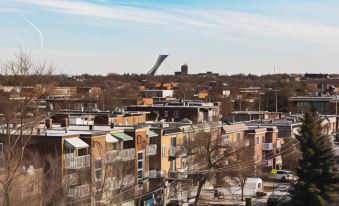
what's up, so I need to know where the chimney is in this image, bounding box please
[61,117,69,128]
[45,118,53,129]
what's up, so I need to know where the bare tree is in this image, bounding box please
[184,122,238,206]
[226,145,256,202]
[0,50,54,206]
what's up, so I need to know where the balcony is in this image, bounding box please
[63,173,78,186]
[168,171,177,179]
[176,145,188,157]
[144,170,161,179]
[67,184,90,198]
[177,168,188,179]
[120,149,135,161]
[106,150,120,163]
[64,155,90,169]
[262,143,273,151]
[146,144,157,156]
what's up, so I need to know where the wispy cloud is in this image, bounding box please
[10,0,339,44]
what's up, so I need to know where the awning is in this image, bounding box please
[65,137,89,149]
[147,130,158,137]
[293,128,300,136]
[106,134,119,143]
[112,133,133,141]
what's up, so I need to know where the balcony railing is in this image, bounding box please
[144,170,163,179]
[63,173,78,186]
[120,149,135,161]
[67,184,90,198]
[106,150,120,163]
[176,145,188,157]
[64,154,90,169]
[262,143,273,151]
[168,171,177,179]
[146,144,157,156]
[177,168,188,179]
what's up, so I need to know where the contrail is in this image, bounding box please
[22,17,43,49]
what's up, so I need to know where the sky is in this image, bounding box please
[1,0,339,75]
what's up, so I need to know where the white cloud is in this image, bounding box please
[12,0,339,45]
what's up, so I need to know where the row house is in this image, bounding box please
[24,123,139,205]
[230,111,282,122]
[223,123,282,175]
[49,111,149,127]
[127,101,221,123]
[46,86,102,111]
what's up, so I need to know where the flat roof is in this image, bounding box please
[288,96,336,101]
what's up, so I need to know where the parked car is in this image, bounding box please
[267,194,291,206]
[268,170,295,181]
[255,191,266,198]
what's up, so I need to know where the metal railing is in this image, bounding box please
[106,150,120,163]
[120,148,135,161]
[63,173,78,186]
[146,144,157,156]
[262,143,273,151]
[144,170,161,179]
[64,154,90,169]
[67,184,90,198]
[176,145,188,157]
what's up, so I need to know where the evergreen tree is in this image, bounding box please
[291,111,339,206]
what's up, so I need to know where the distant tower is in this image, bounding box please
[146,55,168,76]
[181,64,188,76]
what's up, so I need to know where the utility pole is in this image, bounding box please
[336,91,338,116]
[272,90,280,112]
[258,92,265,120]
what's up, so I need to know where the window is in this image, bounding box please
[95,159,102,189]
[0,143,3,154]
[161,145,166,158]
[171,137,176,146]
[164,111,169,117]
[256,137,260,144]
[133,117,136,125]
[181,158,187,169]
[125,118,129,125]
[139,116,143,123]
[137,151,144,180]
[223,134,229,140]
[237,133,240,142]
[174,111,180,118]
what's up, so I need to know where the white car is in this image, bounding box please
[269,170,295,181]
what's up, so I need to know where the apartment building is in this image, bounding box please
[288,95,339,114]
[46,86,102,111]
[230,111,282,122]
[127,101,221,123]
[17,121,140,205]
[50,111,149,127]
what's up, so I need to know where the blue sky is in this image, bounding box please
[1,0,339,75]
